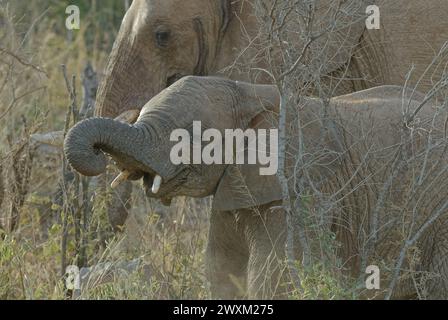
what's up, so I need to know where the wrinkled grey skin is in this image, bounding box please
[67,77,286,298]
[66,76,448,299]
[94,0,368,229]
[95,0,448,230]
[96,0,448,116]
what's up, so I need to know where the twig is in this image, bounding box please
[0,46,48,76]
[0,86,46,120]
[60,64,78,277]
[386,199,448,299]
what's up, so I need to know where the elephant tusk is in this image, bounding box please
[111,170,131,189]
[31,130,64,148]
[152,175,162,194]
[114,109,140,124]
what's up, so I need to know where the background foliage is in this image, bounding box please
[1,0,212,300]
[0,0,368,300]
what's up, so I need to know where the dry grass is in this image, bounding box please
[0,0,406,300]
[0,0,211,300]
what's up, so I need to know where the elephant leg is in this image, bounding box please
[244,205,287,299]
[205,210,249,299]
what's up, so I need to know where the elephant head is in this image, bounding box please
[95,0,233,118]
[65,76,283,209]
[95,0,369,119]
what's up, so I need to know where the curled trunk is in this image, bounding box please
[64,118,148,177]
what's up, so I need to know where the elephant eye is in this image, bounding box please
[155,30,171,48]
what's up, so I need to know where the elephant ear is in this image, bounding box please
[213,163,283,211]
[213,83,283,211]
[303,0,368,76]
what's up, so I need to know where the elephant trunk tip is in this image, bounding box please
[64,118,108,177]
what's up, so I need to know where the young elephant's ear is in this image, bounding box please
[213,163,283,211]
[234,82,280,128]
[213,83,283,211]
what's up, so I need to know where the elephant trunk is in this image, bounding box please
[64,118,149,177]
[95,44,159,118]
[94,16,163,119]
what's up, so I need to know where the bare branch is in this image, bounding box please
[0,46,48,76]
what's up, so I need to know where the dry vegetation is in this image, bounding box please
[0,0,351,300]
[0,0,348,300]
[2,0,448,300]
[0,0,211,300]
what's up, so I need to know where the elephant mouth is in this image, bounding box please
[142,171,162,194]
[111,166,174,206]
[166,73,184,87]
[140,168,189,206]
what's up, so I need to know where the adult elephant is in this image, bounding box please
[66,76,448,299]
[95,0,448,229]
[96,0,448,118]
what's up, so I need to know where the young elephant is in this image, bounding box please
[96,0,448,234]
[65,76,448,299]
